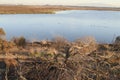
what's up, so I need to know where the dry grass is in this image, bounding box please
[0,36,120,80]
[0,5,120,14]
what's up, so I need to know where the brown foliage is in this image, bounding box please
[0,28,6,40]
[12,36,26,48]
[4,58,18,67]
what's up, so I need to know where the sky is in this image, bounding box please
[0,0,120,7]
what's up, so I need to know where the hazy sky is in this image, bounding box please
[0,0,120,7]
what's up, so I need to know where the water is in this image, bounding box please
[0,10,120,43]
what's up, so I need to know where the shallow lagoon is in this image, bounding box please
[0,10,120,43]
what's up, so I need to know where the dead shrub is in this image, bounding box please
[12,36,26,48]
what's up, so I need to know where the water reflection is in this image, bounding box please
[0,10,120,43]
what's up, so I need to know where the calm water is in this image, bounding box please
[0,10,120,43]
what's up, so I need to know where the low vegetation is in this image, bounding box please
[0,28,6,40]
[0,29,120,80]
[12,36,26,48]
[0,5,120,14]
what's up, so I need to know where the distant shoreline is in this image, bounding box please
[0,5,120,14]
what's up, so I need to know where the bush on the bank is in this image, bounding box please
[0,28,6,40]
[12,36,26,48]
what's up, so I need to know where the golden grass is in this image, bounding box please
[0,36,120,80]
[0,5,120,14]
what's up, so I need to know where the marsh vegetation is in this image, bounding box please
[0,4,120,79]
[0,5,120,14]
[0,28,120,80]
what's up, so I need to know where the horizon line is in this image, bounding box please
[0,4,120,8]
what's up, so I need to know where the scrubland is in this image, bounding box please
[0,36,120,80]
